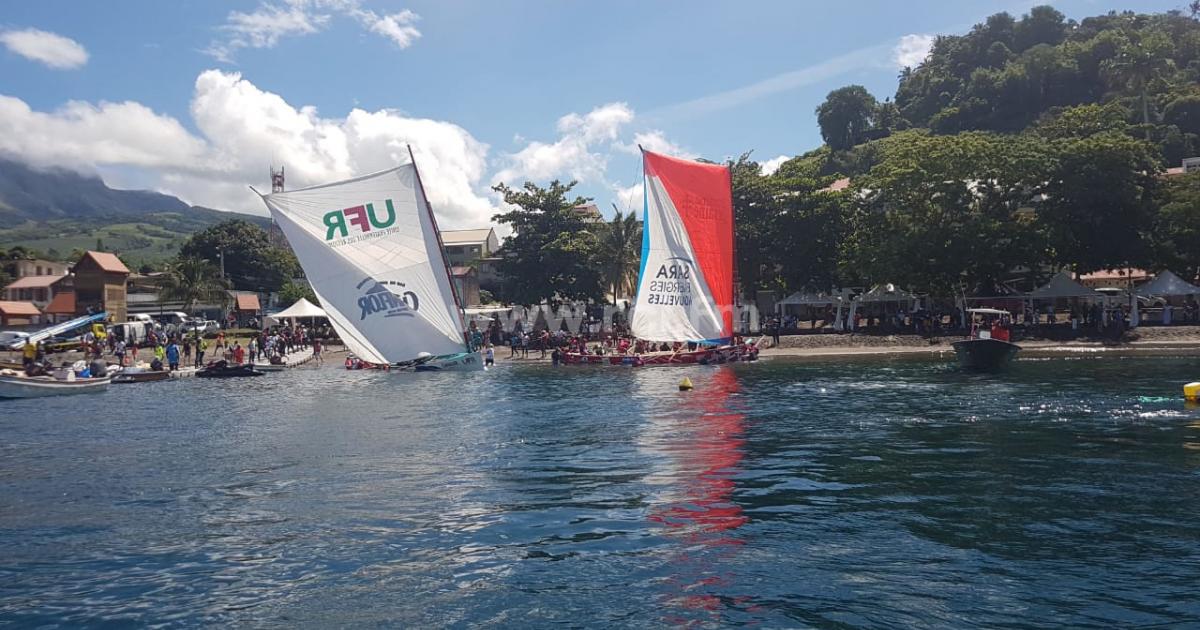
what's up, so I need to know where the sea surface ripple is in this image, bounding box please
[3,355,1200,628]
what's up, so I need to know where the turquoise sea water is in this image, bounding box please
[3,355,1200,627]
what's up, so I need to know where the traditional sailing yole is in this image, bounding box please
[257,148,483,372]
[564,148,759,366]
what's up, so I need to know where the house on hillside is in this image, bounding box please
[72,251,130,322]
[571,203,605,224]
[1,257,72,313]
[2,274,70,310]
[1078,268,1151,290]
[442,228,501,291]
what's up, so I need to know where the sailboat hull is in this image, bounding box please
[561,342,759,367]
[414,352,486,372]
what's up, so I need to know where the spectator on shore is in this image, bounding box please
[195,338,208,368]
[166,340,180,371]
[114,339,126,367]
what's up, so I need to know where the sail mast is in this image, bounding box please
[407,144,471,351]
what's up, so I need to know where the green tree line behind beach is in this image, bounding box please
[494,5,1200,304]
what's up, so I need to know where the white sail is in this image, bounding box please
[260,164,466,364]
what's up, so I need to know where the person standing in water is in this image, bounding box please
[484,343,494,367]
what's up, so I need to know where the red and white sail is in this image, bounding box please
[630,149,734,343]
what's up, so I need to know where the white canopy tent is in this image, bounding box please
[1025,271,1121,327]
[1137,270,1200,297]
[847,284,915,331]
[1026,272,1103,300]
[776,290,852,331]
[265,297,327,327]
[1136,270,1200,325]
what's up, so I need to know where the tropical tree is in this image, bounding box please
[1101,32,1175,137]
[179,219,299,293]
[492,180,605,304]
[816,86,879,151]
[840,131,1051,295]
[277,280,318,306]
[159,257,230,312]
[598,208,642,300]
[1038,132,1161,272]
[1153,172,1200,280]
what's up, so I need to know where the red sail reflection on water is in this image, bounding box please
[647,368,758,621]
[648,368,747,537]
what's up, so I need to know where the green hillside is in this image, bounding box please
[0,158,268,268]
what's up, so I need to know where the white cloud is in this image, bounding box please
[206,0,422,63]
[616,130,696,160]
[611,182,644,215]
[493,102,634,186]
[760,155,789,176]
[0,96,207,169]
[0,28,88,69]
[353,8,421,48]
[894,34,934,69]
[0,69,494,229]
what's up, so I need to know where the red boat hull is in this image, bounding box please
[561,343,759,367]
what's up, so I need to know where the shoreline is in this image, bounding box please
[759,340,1200,361]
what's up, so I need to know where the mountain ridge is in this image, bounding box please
[0,157,267,265]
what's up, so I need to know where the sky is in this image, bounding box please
[0,0,1186,230]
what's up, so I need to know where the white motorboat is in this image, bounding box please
[0,372,111,398]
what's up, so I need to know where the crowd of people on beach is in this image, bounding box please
[51,321,331,372]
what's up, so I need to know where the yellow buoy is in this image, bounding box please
[679,377,694,391]
[1185,382,1200,402]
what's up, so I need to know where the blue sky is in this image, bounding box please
[0,0,1185,228]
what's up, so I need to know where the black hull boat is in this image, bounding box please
[197,362,265,378]
[952,338,1020,370]
[112,369,172,384]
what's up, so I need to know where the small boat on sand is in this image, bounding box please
[0,372,111,398]
[197,361,264,378]
[953,308,1020,370]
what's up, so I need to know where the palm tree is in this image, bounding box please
[1102,33,1174,139]
[600,208,642,300]
[159,257,230,312]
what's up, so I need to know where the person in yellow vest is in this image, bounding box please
[21,339,36,369]
[195,337,209,368]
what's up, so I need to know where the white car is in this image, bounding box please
[0,331,30,347]
[186,320,221,336]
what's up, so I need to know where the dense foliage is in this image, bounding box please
[178,219,299,294]
[490,6,1200,304]
[492,181,606,304]
[887,6,1200,164]
[740,5,1200,299]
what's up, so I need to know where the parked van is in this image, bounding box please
[150,311,188,326]
[109,321,150,345]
